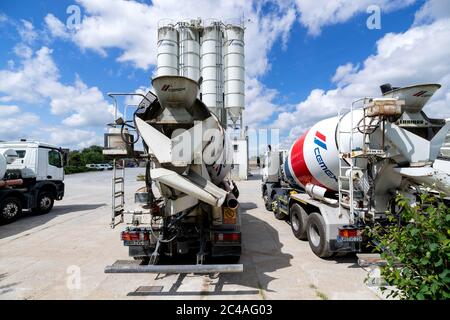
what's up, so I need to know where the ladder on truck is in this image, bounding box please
[111,159,125,228]
[337,98,387,223]
[105,91,153,228]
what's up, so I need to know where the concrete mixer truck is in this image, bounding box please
[262,83,450,258]
[103,75,243,274]
[0,141,66,224]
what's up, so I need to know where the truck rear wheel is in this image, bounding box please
[32,191,54,215]
[306,212,332,258]
[274,204,287,220]
[0,197,22,224]
[290,203,308,240]
[262,190,272,211]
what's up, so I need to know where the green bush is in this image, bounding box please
[65,145,108,174]
[64,166,90,175]
[370,193,450,300]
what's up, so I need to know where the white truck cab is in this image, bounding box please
[0,140,66,224]
[0,141,65,181]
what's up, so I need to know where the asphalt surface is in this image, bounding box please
[0,168,379,300]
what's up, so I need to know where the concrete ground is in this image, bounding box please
[0,168,379,300]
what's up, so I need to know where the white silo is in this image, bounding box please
[178,21,201,82]
[200,21,224,121]
[223,25,245,125]
[157,24,179,76]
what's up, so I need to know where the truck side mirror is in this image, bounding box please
[60,148,70,167]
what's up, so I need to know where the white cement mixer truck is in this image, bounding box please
[262,83,450,258]
[0,141,66,224]
[103,76,243,274]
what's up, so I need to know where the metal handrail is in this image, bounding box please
[107,92,156,124]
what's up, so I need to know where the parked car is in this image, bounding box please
[86,164,104,171]
[98,163,113,170]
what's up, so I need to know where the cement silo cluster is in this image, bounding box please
[157,19,248,179]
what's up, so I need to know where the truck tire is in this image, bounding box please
[306,212,332,258]
[290,203,308,240]
[274,203,287,220]
[32,191,54,215]
[0,197,22,224]
[262,190,272,211]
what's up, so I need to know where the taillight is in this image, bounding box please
[214,232,240,242]
[338,228,360,238]
[121,231,149,241]
[121,232,131,241]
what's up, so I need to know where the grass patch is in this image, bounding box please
[315,291,329,300]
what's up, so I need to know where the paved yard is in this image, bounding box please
[0,169,378,300]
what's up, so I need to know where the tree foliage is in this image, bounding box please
[370,193,450,300]
[65,145,106,174]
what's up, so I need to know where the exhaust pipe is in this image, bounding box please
[225,193,239,210]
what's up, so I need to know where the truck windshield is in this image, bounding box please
[15,150,26,158]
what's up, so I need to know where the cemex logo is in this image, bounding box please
[161,84,171,91]
[161,84,185,92]
[314,131,327,150]
[413,90,432,98]
[313,131,337,182]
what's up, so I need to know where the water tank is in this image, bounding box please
[178,22,200,82]
[157,25,179,76]
[223,25,245,124]
[201,22,224,120]
[284,110,366,191]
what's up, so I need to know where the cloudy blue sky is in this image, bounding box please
[0,0,449,154]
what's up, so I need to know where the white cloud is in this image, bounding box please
[0,13,7,24]
[124,86,152,106]
[414,0,450,25]
[49,0,296,77]
[0,105,20,116]
[332,63,359,85]
[45,127,102,149]
[18,19,38,43]
[13,43,33,59]
[295,0,416,35]
[244,77,281,127]
[45,13,70,39]
[43,0,297,141]
[271,17,450,144]
[0,46,115,128]
[0,104,101,149]
[0,107,40,141]
[0,108,102,149]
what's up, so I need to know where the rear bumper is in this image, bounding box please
[211,244,241,257]
[329,239,361,252]
[105,260,243,274]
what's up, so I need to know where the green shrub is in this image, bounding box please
[64,166,90,175]
[370,193,450,300]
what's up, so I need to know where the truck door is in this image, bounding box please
[47,149,64,181]
[37,148,48,180]
[38,148,63,181]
